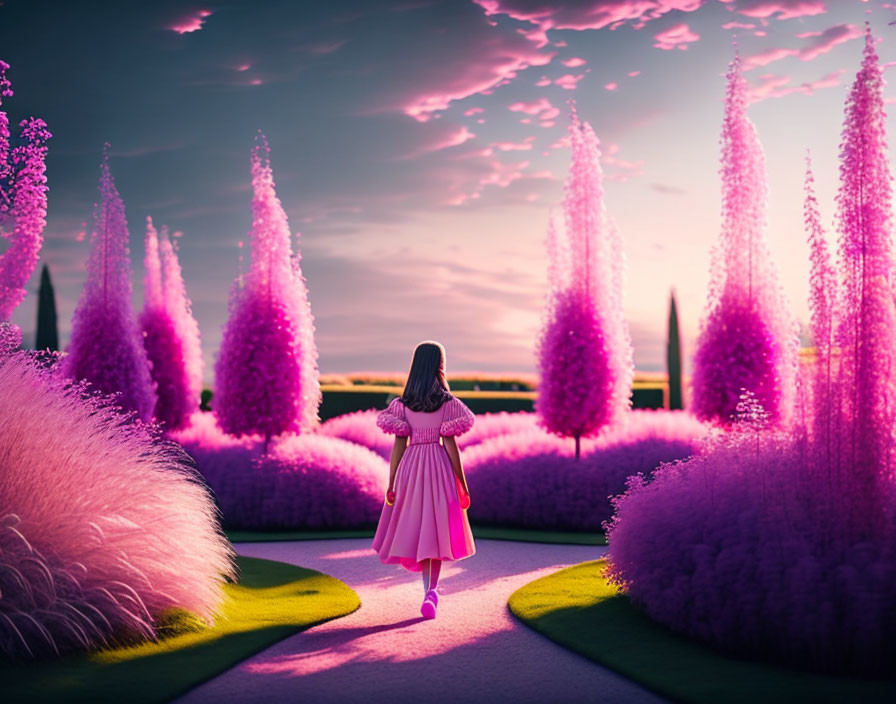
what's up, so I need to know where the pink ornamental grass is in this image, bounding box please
[0,352,235,658]
[535,105,634,455]
[0,60,51,321]
[214,133,321,441]
[62,150,156,421]
[690,53,798,427]
[140,218,199,430]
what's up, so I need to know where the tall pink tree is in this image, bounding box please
[214,132,321,446]
[535,104,634,458]
[62,149,156,420]
[0,60,51,323]
[161,228,203,412]
[690,53,798,426]
[140,217,199,430]
[830,26,896,537]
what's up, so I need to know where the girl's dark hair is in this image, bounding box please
[400,340,452,412]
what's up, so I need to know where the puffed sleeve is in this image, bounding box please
[439,396,475,437]
[376,397,411,437]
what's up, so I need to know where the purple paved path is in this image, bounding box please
[176,538,668,704]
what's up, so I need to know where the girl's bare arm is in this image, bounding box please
[441,436,469,494]
[388,436,408,491]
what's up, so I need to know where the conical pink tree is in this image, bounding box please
[214,132,321,445]
[161,229,203,414]
[62,149,156,420]
[0,60,51,322]
[140,217,198,430]
[830,26,896,537]
[535,105,634,458]
[690,53,798,426]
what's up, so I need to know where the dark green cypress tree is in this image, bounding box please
[667,288,683,410]
[35,263,59,351]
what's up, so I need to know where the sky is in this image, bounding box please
[2,0,896,381]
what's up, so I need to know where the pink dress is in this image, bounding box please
[371,395,476,572]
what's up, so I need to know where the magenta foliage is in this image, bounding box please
[832,26,896,533]
[0,355,235,658]
[0,60,51,321]
[62,151,156,420]
[172,412,388,529]
[161,231,203,404]
[535,105,634,445]
[214,133,321,440]
[319,408,540,461]
[605,426,896,675]
[140,218,200,430]
[463,410,708,530]
[318,408,393,460]
[606,30,896,676]
[690,53,798,427]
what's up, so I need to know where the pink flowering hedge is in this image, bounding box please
[317,408,538,461]
[0,353,235,658]
[463,410,709,531]
[173,412,388,530]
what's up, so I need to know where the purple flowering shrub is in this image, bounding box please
[607,30,896,677]
[605,423,896,675]
[464,410,709,530]
[0,354,235,658]
[172,412,388,529]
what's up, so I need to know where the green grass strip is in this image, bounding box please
[3,556,360,704]
[227,525,607,546]
[507,559,896,704]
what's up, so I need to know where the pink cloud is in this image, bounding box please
[555,73,586,90]
[743,23,861,70]
[539,120,556,128]
[722,21,757,29]
[722,0,827,20]
[508,97,555,115]
[302,40,349,56]
[400,125,477,159]
[520,118,532,124]
[401,33,555,121]
[234,63,252,72]
[169,9,212,34]
[605,82,618,91]
[464,107,485,116]
[535,76,552,86]
[754,30,767,36]
[653,22,700,50]
[563,57,587,67]
[747,68,845,103]
[490,136,537,151]
[628,70,641,77]
[472,1,705,34]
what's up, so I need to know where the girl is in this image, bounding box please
[371,340,476,619]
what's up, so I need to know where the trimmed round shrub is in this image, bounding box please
[464,410,709,530]
[0,354,235,658]
[172,412,388,530]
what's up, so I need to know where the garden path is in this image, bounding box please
[176,538,667,704]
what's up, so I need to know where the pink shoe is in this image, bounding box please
[421,589,438,619]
